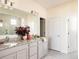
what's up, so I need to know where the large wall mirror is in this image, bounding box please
[0,13,22,35]
[0,7,29,35]
[0,7,40,36]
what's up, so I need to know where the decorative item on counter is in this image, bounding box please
[23,34,27,40]
[26,26,32,40]
[15,26,31,40]
[27,34,32,40]
[34,35,40,38]
[32,34,40,39]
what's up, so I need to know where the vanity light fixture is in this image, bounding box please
[0,0,4,7]
[0,0,15,9]
[0,20,3,27]
[31,10,39,16]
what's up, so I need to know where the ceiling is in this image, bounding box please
[33,0,73,9]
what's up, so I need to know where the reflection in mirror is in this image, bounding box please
[0,13,22,35]
[0,20,3,27]
[11,17,17,26]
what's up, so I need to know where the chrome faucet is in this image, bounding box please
[4,29,9,42]
[5,36,9,42]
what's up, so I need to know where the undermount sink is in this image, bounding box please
[0,39,28,51]
[0,42,18,51]
[3,42,18,47]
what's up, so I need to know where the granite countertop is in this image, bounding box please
[0,39,39,51]
[0,37,47,51]
[0,40,27,51]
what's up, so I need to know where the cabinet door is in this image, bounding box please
[29,41,37,56]
[38,40,43,59]
[42,41,48,56]
[29,46,37,56]
[17,49,27,59]
[30,55,37,59]
[2,53,16,59]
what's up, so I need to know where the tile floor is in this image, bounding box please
[43,50,78,59]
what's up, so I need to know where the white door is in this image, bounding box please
[17,49,27,59]
[68,16,77,52]
[47,17,68,53]
[2,53,16,59]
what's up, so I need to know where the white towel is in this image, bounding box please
[41,37,47,42]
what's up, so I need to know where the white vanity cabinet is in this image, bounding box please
[0,44,28,59]
[17,49,28,59]
[38,39,48,59]
[0,39,48,59]
[30,55,37,59]
[28,40,37,59]
[0,48,28,59]
[38,40,43,59]
[1,53,16,59]
[42,39,48,56]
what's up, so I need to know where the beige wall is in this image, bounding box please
[47,0,77,18]
[14,0,47,18]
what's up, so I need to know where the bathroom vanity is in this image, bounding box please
[0,7,48,59]
[0,38,48,59]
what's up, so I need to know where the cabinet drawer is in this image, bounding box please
[17,49,27,59]
[29,42,37,47]
[1,53,16,59]
[30,55,37,59]
[29,46,37,56]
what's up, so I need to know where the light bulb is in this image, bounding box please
[0,22,3,27]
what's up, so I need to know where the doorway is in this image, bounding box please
[40,17,45,37]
